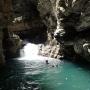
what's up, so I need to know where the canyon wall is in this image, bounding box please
[0,0,22,65]
[37,0,64,59]
[0,0,90,64]
[0,30,5,65]
[37,0,90,61]
[0,0,48,65]
[53,0,90,61]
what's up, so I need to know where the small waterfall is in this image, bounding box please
[23,43,39,58]
[19,43,49,60]
[18,42,60,66]
[19,43,41,60]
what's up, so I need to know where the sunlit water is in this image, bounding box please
[0,43,90,90]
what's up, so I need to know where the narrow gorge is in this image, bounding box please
[0,0,90,90]
[0,0,90,64]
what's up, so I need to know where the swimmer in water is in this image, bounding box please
[46,60,49,64]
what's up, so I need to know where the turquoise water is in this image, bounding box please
[0,59,90,90]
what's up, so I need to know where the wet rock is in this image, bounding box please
[38,34,64,59]
[1,0,90,62]
[50,0,90,61]
[73,39,90,61]
[0,30,5,65]
[3,32,23,59]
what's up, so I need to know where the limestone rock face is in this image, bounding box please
[0,0,12,65]
[46,0,90,61]
[3,30,22,59]
[37,0,64,59]
[73,39,90,61]
[7,0,60,59]
[0,0,22,64]
[37,0,90,61]
[38,33,64,59]
[0,30,5,65]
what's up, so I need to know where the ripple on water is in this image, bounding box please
[1,59,90,90]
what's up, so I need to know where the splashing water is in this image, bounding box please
[18,43,60,66]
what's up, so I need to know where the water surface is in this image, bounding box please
[0,59,90,90]
[0,43,90,90]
